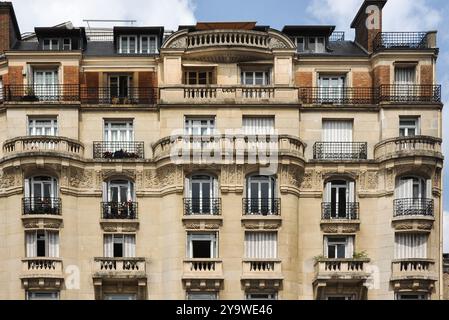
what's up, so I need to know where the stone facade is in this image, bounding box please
[0,0,445,300]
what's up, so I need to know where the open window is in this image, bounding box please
[324,236,354,259]
[323,180,356,219]
[186,175,218,215]
[26,230,59,257]
[187,232,218,259]
[245,175,277,215]
[104,234,136,258]
[102,179,136,219]
[24,176,59,214]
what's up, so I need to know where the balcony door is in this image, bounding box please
[325,236,354,259]
[184,117,215,150]
[33,70,58,100]
[321,120,353,159]
[109,75,132,101]
[104,234,136,258]
[318,75,345,103]
[247,175,275,215]
[394,66,416,98]
[188,175,216,214]
[106,180,133,203]
[395,177,431,214]
[26,230,59,258]
[324,180,355,219]
[187,232,218,259]
[104,121,134,154]
[26,176,58,200]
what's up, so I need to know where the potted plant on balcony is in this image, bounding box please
[22,87,38,102]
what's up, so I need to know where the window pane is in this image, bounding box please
[192,240,212,258]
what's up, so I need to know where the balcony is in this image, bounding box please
[313,142,368,161]
[379,85,441,103]
[374,136,443,162]
[20,258,64,289]
[184,198,221,216]
[159,86,299,104]
[242,198,281,216]
[3,136,84,159]
[152,134,306,164]
[182,259,224,290]
[101,202,138,219]
[391,259,437,291]
[299,87,377,105]
[3,84,80,103]
[392,198,434,232]
[320,202,360,234]
[93,142,145,160]
[314,258,371,282]
[23,197,61,215]
[93,258,146,279]
[373,32,435,51]
[80,87,157,105]
[241,259,283,290]
[187,30,270,50]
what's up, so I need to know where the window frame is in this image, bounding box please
[28,117,58,136]
[241,70,271,86]
[42,38,60,51]
[186,292,218,300]
[103,120,134,142]
[184,117,216,136]
[26,291,60,300]
[399,117,420,137]
[140,35,158,54]
[187,232,218,259]
[245,292,278,300]
[325,236,353,259]
[62,38,72,51]
[119,35,138,54]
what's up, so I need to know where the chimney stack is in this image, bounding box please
[351,0,387,53]
[0,2,21,53]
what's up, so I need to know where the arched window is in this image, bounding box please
[185,175,218,215]
[323,179,356,219]
[245,175,277,215]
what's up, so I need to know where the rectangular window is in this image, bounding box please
[26,230,59,258]
[62,38,72,50]
[104,121,134,142]
[104,294,137,300]
[109,75,132,99]
[399,117,420,137]
[28,118,58,136]
[318,75,346,103]
[187,232,218,259]
[140,35,157,54]
[43,39,59,50]
[27,291,60,300]
[292,37,305,53]
[246,292,277,300]
[184,117,215,136]
[303,37,325,53]
[244,232,277,259]
[241,71,270,85]
[322,120,353,142]
[103,234,136,258]
[325,236,354,259]
[395,66,416,84]
[394,233,428,259]
[187,292,218,300]
[184,70,214,85]
[242,117,275,135]
[326,295,354,300]
[119,36,137,54]
[0,78,3,101]
[395,293,428,300]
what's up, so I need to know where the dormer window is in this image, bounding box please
[43,39,59,50]
[119,36,137,54]
[62,38,71,50]
[140,35,157,54]
[292,36,325,53]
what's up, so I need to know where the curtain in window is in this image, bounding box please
[346,236,354,258]
[26,232,37,257]
[0,79,3,101]
[244,232,277,259]
[242,117,275,135]
[104,235,114,258]
[395,67,416,84]
[322,120,353,142]
[124,235,136,257]
[395,234,427,259]
[395,178,414,199]
[48,232,59,258]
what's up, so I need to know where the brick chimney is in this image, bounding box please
[351,0,387,53]
[0,2,21,53]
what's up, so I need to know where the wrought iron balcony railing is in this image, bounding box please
[101,202,138,219]
[93,142,144,160]
[4,84,80,102]
[379,84,441,103]
[242,198,281,216]
[393,198,434,217]
[80,87,157,104]
[321,202,359,220]
[329,31,345,42]
[373,32,429,51]
[299,87,377,104]
[313,142,368,160]
[183,198,221,215]
[22,197,62,215]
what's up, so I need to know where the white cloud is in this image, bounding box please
[306,0,441,33]
[11,0,197,33]
[444,211,449,253]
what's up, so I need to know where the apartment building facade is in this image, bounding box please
[0,0,444,300]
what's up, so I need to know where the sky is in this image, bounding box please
[8,0,449,250]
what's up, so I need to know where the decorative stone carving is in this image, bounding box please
[280,165,301,189]
[359,171,378,190]
[268,37,288,49]
[221,165,244,186]
[168,37,187,49]
[70,168,95,189]
[0,170,20,189]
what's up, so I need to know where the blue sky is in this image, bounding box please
[10,0,449,250]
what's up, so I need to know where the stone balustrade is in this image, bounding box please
[93,258,146,278]
[391,259,437,280]
[314,258,371,280]
[242,259,282,279]
[186,30,270,49]
[21,258,63,277]
[182,259,223,279]
[374,136,442,161]
[3,136,84,158]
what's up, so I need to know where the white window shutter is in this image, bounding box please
[348,181,355,202]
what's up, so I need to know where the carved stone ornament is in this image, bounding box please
[69,168,95,189]
[0,170,20,189]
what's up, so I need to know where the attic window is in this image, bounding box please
[62,38,72,50]
[292,36,326,53]
[43,39,59,50]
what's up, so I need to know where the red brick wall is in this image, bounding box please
[3,66,23,85]
[420,65,433,85]
[353,72,373,87]
[0,8,10,53]
[373,66,390,87]
[295,71,313,87]
[138,71,157,88]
